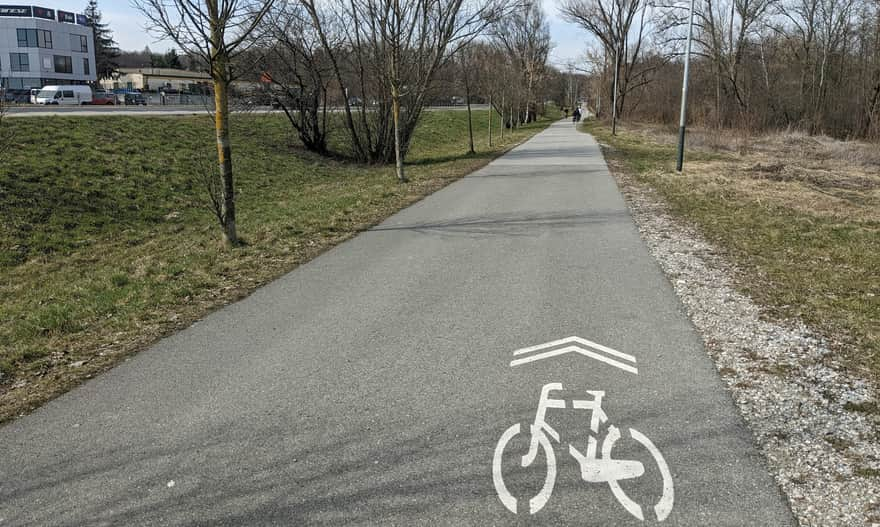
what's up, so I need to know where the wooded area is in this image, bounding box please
[565,0,880,139]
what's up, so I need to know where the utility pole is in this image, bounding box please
[676,0,696,171]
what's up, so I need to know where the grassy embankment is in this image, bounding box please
[583,120,879,386]
[0,109,558,422]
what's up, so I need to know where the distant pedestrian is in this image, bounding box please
[572,107,581,123]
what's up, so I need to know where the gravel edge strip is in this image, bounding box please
[603,153,880,527]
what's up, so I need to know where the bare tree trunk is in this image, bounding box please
[133,0,274,246]
[212,52,236,245]
[389,0,406,183]
[392,84,406,182]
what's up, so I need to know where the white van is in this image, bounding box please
[34,85,92,105]
[29,88,39,104]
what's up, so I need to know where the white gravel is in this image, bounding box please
[607,161,880,527]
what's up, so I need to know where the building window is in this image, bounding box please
[16,29,52,49]
[83,58,90,75]
[10,53,29,72]
[71,34,88,53]
[16,28,35,47]
[17,28,33,47]
[53,55,72,74]
[38,30,52,48]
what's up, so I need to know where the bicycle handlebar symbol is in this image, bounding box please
[492,383,674,521]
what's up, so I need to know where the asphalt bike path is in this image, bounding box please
[0,121,794,525]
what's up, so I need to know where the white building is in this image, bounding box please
[100,67,212,93]
[0,5,96,93]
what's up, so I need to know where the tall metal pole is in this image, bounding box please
[488,94,493,147]
[611,45,620,135]
[568,65,574,111]
[500,92,505,140]
[676,0,696,171]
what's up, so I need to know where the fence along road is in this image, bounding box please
[5,103,490,118]
[0,120,794,525]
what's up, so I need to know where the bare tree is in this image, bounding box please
[573,0,878,139]
[472,42,513,140]
[301,0,511,181]
[133,0,274,245]
[659,0,778,124]
[456,45,481,154]
[493,1,552,123]
[776,0,857,129]
[259,2,333,154]
[561,0,650,122]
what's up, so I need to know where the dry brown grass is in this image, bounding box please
[584,120,880,382]
[636,124,880,224]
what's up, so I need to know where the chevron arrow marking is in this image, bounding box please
[509,336,638,374]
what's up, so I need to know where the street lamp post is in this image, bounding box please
[611,44,620,136]
[676,0,696,171]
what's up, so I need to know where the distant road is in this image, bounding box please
[6,104,490,118]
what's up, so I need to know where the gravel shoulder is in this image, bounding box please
[603,148,880,526]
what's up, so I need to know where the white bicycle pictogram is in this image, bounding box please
[492,383,674,521]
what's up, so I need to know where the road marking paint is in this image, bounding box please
[512,336,637,363]
[493,384,673,520]
[510,345,638,374]
[509,336,638,374]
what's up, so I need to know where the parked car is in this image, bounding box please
[34,85,93,105]
[29,88,39,104]
[91,90,116,105]
[124,93,147,106]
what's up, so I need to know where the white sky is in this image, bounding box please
[48,0,593,65]
[543,0,597,68]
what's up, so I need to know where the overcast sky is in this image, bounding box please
[51,0,592,67]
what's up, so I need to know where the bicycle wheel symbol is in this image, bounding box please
[601,426,674,522]
[492,422,556,515]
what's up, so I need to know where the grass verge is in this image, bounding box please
[582,119,879,383]
[0,109,557,423]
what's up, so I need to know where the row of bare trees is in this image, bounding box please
[563,0,880,140]
[257,1,553,171]
[133,0,556,245]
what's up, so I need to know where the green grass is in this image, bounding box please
[582,119,880,382]
[0,108,558,422]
